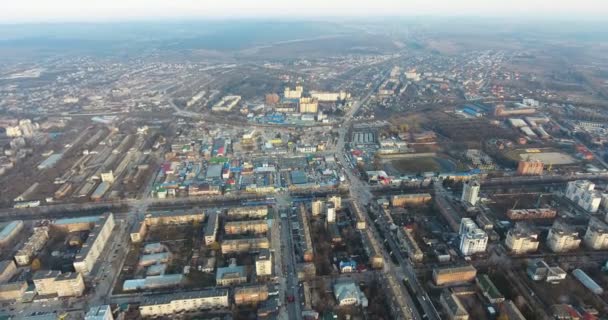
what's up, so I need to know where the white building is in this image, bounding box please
[459,218,488,256]
[327,203,336,223]
[85,305,114,320]
[584,218,608,250]
[139,290,229,317]
[255,250,272,277]
[333,281,368,307]
[547,220,581,253]
[505,223,539,254]
[461,180,480,206]
[565,180,602,213]
[73,213,115,274]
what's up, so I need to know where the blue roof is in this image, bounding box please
[0,221,22,240]
[54,216,100,225]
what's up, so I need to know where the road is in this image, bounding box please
[276,195,303,320]
[333,77,422,319]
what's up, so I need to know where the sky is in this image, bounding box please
[2,0,608,24]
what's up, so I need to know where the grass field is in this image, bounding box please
[388,157,442,174]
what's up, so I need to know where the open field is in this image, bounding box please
[505,148,577,165]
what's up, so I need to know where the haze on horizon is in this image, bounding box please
[2,0,608,23]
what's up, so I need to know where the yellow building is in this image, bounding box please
[33,270,85,297]
[255,250,272,277]
[235,285,269,305]
[0,282,27,301]
[139,290,229,317]
[584,218,608,250]
[221,238,269,254]
[224,220,268,235]
[505,223,539,254]
[299,97,318,114]
[547,220,581,253]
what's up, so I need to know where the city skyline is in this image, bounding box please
[2,0,608,23]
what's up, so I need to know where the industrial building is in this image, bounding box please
[14,226,49,266]
[476,274,505,304]
[224,220,268,235]
[391,193,432,207]
[203,211,219,245]
[572,269,603,295]
[439,289,469,320]
[583,218,608,250]
[546,220,581,253]
[565,180,603,213]
[255,249,272,277]
[461,180,480,206]
[505,222,539,254]
[526,259,567,283]
[138,289,229,317]
[220,238,269,254]
[459,218,488,256]
[433,265,477,286]
[226,206,268,219]
[0,220,24,246]
[234,285,269,305]
[73,212,115,274]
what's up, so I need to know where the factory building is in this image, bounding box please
[33,270,85,297]
[73,213,115,274]
[506,208,557,220]
[203,211,219,245]
[220,238,269,254]
[546,220,581,253]
[0,220,24,246]
[516,160,544,176]
[433,265,477,286]
[224,220,268,235]
[138,289,229,317]
[440,289,469,320]
[526,259,567,283]
[505,222,540,254]
[255,250,272,277]
[461,180,480,206]
[584,218,608,250]
[459,218,488,256]
[565,180,602,213]
[123,274,184,291]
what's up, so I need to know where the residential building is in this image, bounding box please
[517,160,544,176]
[130,221,147,243]
[299,97,318,114]
[311,199,324,216]
[433,265,477,286]
[461,180,480,206]
[85,305,114,320]
[327,195,342,210]
[216,260,247,286]
[226,206,268,219]
[284,86,303,99]
[459,218,488,256]
[145,209,205,226]
[547,220,581,253]
[566,180,602,213]
[203,211,219,245]
[33,271,85,297]
[73,212,115,274]
[220,238,269,254]
[255,250,272,277]
[0,281,27,301]
[440,289,469,320]
[14,226,49,266]
[234,285,269,305]
[391,193,432,207]
[327,202,336,223]
[138,290,229,317]
[584,218,608,250]
[224,220,268,235]
[505,222,539,254]
[333,281,368,307]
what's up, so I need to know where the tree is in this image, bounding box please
[31,258,41,271]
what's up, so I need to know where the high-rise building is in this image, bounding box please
[299,97,318,113]
[311,199,324,216]
[547,220,581,253]
[18,119,36,138]
[461,180,480,206]
[505,222,539,254]
[327,195,342,210]
[459,218,488,256]
[284,86,303,99]
[584,218,608,250]
[565,180,602,213]
[73,213,115,274]
[517,160,544,176]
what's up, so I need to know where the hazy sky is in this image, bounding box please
[2,0,607,23]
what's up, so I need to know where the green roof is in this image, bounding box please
[477,274,503,299]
